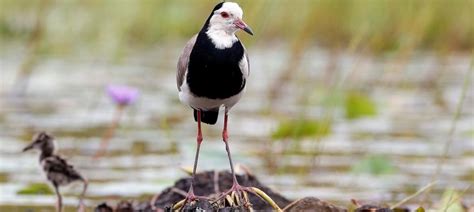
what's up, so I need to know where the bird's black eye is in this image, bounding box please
[220,12,229,18]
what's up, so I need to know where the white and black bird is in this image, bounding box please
[177,2,253,201]
[23,132,88,212]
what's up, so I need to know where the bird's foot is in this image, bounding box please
[214,182,283,211]
[213,182,254,209]
[172,187,209,211]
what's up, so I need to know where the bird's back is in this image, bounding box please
[41,155,83,186]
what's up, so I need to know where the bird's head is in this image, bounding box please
[23,132,55,153]
[207,2,253,36]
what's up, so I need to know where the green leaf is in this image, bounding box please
[271,119,331,140]
[17,183,53,195]
[345,92,377,119]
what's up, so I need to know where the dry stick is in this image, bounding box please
[420,60,473,205]
[390,180,438,209]
[93,104,125,159]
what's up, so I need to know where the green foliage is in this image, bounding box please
[272,119,331,140]
[352,155,395,175]
[345,92,377,119]
[17,183,53,195]
[0,0,472,55]
[416,207,425,212]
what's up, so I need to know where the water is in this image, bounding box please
[0,44,472,209]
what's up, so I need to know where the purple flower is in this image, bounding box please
[106,84,139,106]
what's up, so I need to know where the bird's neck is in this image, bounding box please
[39,147,54,161]
[205,27,238,50]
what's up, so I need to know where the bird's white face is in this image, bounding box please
[208,2,252,36]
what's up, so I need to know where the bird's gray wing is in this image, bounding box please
[177,34,198,91]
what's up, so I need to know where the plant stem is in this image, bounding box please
[94,104,125,159]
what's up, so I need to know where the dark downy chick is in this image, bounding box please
[23,132,88,212]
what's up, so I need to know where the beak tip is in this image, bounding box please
[243,27,254,36]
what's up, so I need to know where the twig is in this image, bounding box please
[391,181,437,209]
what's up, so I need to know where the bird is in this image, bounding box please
[22,132,88,212]
[176,1,253,204]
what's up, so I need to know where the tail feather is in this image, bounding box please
[194,109,219,125]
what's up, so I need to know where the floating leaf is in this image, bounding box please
[351,155,395,175]
[272,119,331,140]
[345,92,377,119]
[17,183,53,195]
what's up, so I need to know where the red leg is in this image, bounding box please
[222,112,239,186]
[186,110,204,202]
[212,111,255,208]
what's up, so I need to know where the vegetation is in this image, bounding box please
[272,119,331,140]
[1,0,472,210]
[0,0,472,57]
[17,183,53,195]
[345,91,377,119]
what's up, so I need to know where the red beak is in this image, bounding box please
[234,19,253,35]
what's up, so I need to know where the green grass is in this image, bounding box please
[0,0,471,56]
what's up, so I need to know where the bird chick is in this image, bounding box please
[23,132,88,212]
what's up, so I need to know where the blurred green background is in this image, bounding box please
[1,0,472,56]
[0,0,473,211]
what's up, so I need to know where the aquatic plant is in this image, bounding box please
[94,84,139,159]
[17,183,53,195]
[106,84,139,106]
[272,119,331,140]
[345,92,377,119]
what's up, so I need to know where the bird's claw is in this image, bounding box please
[172,189,210,211]
[212,183,254,209]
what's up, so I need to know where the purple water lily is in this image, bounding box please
[94,84,139,159]
[106,84,139,106]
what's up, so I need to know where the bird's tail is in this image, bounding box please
[194,109,219,125]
